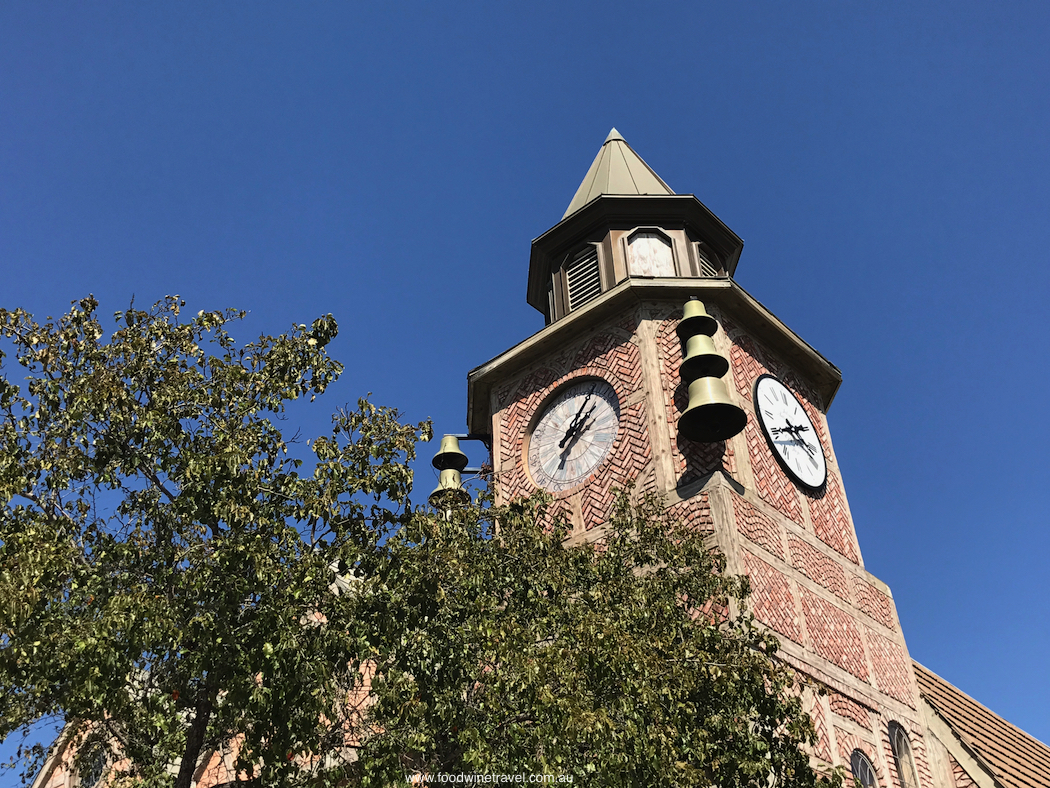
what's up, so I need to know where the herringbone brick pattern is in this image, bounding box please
[830,693,872,728]
[727,329,861,564]
[744,417,803,523]
[580,400,650,531]
[799,586,869,681]
[742,550,803,644]
[807,471,859,564]
[654,313,735,485]
[732,495,784,560]
[854,577,894,629]
[729,332,767,403]
[866,629,914,706]
[728,331,824,416]
[789,536,850,602]
[810,696,833,762]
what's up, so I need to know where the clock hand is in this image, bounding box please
[556,405,598,469]
[786,424,816,458]
[559,385,597,448]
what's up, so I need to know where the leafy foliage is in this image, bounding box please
[362,493,840,787]
[0,297,839,788]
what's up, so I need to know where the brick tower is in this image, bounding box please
[466,129,931,785]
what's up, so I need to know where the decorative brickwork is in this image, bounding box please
[909,726,935,788]
[949,753,979,788]
[809,696,834,762]
[799,587,869,681]
[741,550,803,644]
[854,577,895,629]
[729,331,766,403]
[806,471,859,564]
[744,416,803,523]
[665,492,714,534]
[789,536,850,602]
[727,330,823,418]
[579,400,650,530]
[733,494,784,559]
[830,692,872,728]
[866,629,914,707]
[727,328,859,564]
[654,313,735,487]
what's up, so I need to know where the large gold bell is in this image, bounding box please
[678,377,747,443]
[681,333,729,380]
[676,299,718,340]
[429,468,471,508]
[431,434,468,472]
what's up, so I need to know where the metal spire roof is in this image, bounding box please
[562,128,675,218]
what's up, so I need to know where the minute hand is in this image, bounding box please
[559,387,595,448]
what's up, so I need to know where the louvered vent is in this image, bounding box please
[696,244,720,277]
[565,246,602,311]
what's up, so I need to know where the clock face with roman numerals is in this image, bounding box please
[754,374,827,491]
[526,379,620,493]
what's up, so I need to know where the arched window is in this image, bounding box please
[77,744,107,788]
[851,749,879,788]
[889,722,920,788]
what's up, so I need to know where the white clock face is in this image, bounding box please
[527,379,620,493]
[754,375,827,491]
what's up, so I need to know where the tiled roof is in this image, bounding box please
[914,661,1050,788]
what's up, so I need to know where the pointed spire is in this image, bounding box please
[563,129,675,218]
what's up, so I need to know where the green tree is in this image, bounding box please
[0,297,839,787]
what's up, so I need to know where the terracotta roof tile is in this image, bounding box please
[914,661,1050,788]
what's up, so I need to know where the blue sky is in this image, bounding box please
[2,0,1049,762]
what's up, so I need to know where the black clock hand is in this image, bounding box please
[559,385,596,448]
[557,404,598,468]
[786,424,816,457]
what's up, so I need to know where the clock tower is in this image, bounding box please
[465,130,933,785]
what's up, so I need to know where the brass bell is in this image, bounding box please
[678,376,747,443]
[680,333,729,380]
[429,434,470,508]
[431,434,468,472]
[675,299,718,340]
[429,468,471,508]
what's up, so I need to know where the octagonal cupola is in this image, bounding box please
[527,129,745,324]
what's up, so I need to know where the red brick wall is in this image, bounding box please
[733,494,785,560]
[741,549,804,644]
[866,629,915,707]
[854,577,895,629]
[830,692,872,728]
[809,695,834,763]
[800,587,869,681]
[837,728,885,781]
[722,320,861,565]
[790,536,850,603]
